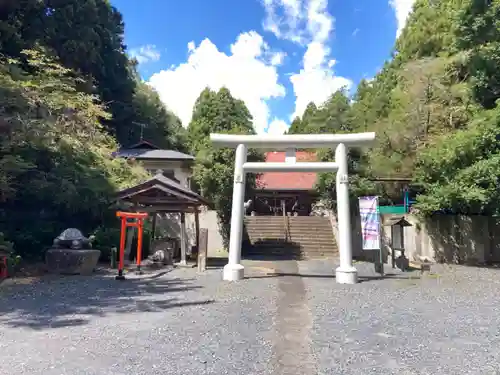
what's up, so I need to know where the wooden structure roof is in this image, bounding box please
[112,140,195,162]
[384,216,412,227]
[115,173,210,213]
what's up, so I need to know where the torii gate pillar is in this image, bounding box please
[210,132,376,284]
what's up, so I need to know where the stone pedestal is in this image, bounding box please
[335,266,358,284]
[223,263,244,281]
[46,248,101,275]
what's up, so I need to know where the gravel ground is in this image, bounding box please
[1,260,500,374]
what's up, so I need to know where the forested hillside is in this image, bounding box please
[0,0,186,259]
[290,0,500,216]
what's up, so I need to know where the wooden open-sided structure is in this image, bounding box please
[115,173,210,266]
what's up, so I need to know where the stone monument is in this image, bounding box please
[46,228,101,275]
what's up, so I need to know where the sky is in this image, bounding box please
[111,0,416,135]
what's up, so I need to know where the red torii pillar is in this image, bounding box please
[116,211,148,280]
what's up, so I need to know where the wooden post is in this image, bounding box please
[197,228,208,272]
[149,212,157,255]
[195,208,200,252]
[117,217,126,280]
[488,216,494,264]
[136,219,143,274]
[180,212,187,265]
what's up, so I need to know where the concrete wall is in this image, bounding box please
[340,213,500,265]
[155,209,225,256]
[158,206,500,265]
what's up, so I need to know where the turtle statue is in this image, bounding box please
[53,228,93,250]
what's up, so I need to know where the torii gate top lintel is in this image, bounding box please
[209,132,376,149]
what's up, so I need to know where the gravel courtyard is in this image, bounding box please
[1,259,500,375]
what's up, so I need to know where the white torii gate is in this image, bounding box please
[210,132,376,284]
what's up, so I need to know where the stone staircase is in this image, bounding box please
[243,216,338,259]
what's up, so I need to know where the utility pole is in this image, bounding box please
[132,121,148,142]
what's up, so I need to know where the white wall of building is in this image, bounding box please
[155,209,225,257]
[140,159,192,189]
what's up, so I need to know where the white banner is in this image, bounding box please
[359,196,381,250]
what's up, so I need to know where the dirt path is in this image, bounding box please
[270,260,317,374]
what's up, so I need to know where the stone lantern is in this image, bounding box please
[387,216,412,271]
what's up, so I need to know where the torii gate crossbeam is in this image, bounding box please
[210,132,376,284]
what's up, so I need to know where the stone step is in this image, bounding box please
[245,229,284,233]
[247,248,338,254]
[244,218,284,223]
[300,248,338,253]
[245,228,284,233]
[246,231,285,235]
[248,244,337,252]
[246,240,337,247]
[247,238,336,243]
[289,224,333,229]
[290,234,333,239]
[245,250,338,259]
[289,220,332,225]
[289,223,333,227]
[300,239,336,244]
[247,227,334,233]
[289,227,334,232]
[246,229,285,233]
[244,216,337,259]
[248,243,337,248]
[289,234,335,240]
[245,216,331,221]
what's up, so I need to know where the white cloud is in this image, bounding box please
[263,0,306,44]
[389,0,416,38]
[130,44,161,64]
[290,60,351,120]
[266,118,290,135]
[148,32,286,135]
[270,51,287,66]
[263,0,353,120]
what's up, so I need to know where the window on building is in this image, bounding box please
[146,169,179,183]
[162,170,180,183]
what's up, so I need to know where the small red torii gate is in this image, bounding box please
[115,211,148,280]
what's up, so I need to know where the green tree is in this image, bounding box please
[346,0,500,216]
[0,49,147,258]
[395,0,458,61]
[129,79,187,151]
[41,0,137,142]
[452,0,500,108]
[288,116,303,134]
[301,102,318,132]
[308,90,352,133]
[188,87,262,245]
[0,0,186,151]
[414,106,500,215]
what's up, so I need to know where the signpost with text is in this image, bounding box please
[359,196,383,275]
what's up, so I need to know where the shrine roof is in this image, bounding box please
[255,151,318,191]
[115,173,210,212]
